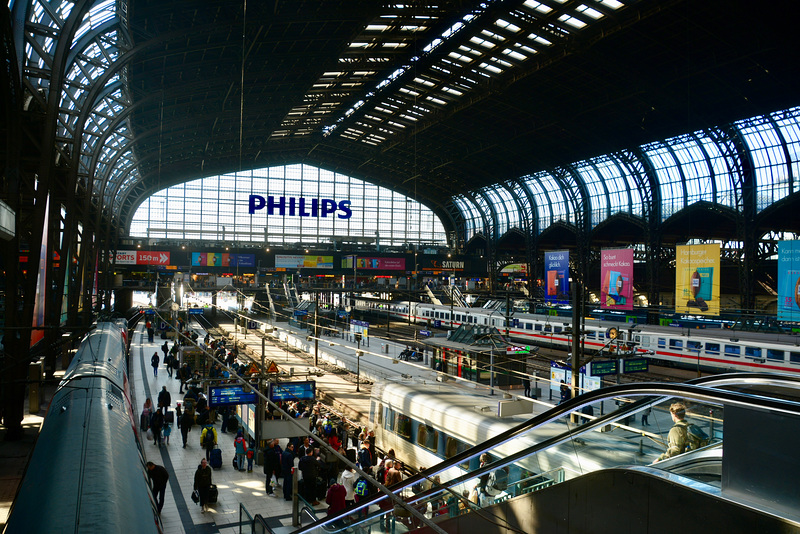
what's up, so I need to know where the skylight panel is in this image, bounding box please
[441,86,463,96]
[495,19,521,33]
[558,14,587,29]
[502,48,528,62]
[387,121,406,129]
[597,0,624,9]
[366,24,390,31]
[480,29,506,42]
[448,51,474,63]
[528,33,553,46]
[349,42,369,48]
[469,36,497,49]
[413,77,436,87]
[575,4,604,20]
[398,87,420,97]
[458,45,483,57]
[523,0,553,14]
[478,62,503,75]
[381,42,406,49]
[426,95,447,106]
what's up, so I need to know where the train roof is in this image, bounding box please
[61,322,128,392]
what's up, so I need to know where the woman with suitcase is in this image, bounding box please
[193,458,214,513]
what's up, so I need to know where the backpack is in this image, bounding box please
[203,428,215,448]
[684,423,710,451]
[354,477,369,497]
[323,421,333,437]
[491,469,508,492]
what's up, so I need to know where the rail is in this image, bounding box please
[287,372,800,533]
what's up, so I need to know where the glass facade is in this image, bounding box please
[130,164,448,247]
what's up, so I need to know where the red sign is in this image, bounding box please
[137,251,170,265]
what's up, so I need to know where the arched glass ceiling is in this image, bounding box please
[454,106,800,242]
[130,164,447,248]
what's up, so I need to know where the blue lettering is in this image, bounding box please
[321,199,337,217]
[299,198,310,217]
[337,200,352,219]
[249,194,266,214]
[311,198,319,217]
[267,196,286,216]
[289,197,296,216]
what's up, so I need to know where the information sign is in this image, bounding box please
[590,360,618,376]
[188,308,204,315]
[419,330,431,337]
[268,381,316,402]
[208,384,259,407]
[623,358,649,373]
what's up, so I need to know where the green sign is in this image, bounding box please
[623,358,649,373]
[590,360,618,376]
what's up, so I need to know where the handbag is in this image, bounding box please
[191,490,200,504]
[146,428,154,441]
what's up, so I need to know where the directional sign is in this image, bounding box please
[419,330,431,337]
[208,384,259,407]
[188,308,204,315]
[590,360,618,376]
[623,358,649,373]
[136,251,170,265]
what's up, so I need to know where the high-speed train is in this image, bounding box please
[5,321,162,534]
[354,299,800,375]
[369,378,660,498]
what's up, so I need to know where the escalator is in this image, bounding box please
[288,373,800,534]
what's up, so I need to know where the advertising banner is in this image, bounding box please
[544,251,569,304]
[778,240,800,322]
[675,243,720,315]
[342,256,406,270]
[191,252,255,267]
[600,248,634,311]
[136,251,170,265]
[275,254,333,269]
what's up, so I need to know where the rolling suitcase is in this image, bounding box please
[207,484,218,503]
[210,447,223,469]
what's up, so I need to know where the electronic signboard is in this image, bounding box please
[268,381,316,402]
[208,384,259,407]
[623,358,649,373]
[589,360,618,376]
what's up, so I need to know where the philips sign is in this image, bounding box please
[249,195,352,219]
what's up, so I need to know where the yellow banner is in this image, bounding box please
[675,244,720,315]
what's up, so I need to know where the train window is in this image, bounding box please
[791,352,800,364]
[554,326,562,333]
[687,341,702,353]
[724,345,741,357]
[767,349,784,361]
[705,343,720,355]
[396,414,412,439]
[445,437,470,469]
[669,339,683,350]
[544,325,552,332]
[745,347,762,359]
[535,324,543,331]
[586,331,596,339]
[377,404,384,428]
[417,425,438,452]
[525,322,532,330]
[657,338,666,348]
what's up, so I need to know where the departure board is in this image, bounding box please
[208,384,259,407]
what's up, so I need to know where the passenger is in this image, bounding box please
[655,402,691,462]
[146,461,169,514]
[338,465,356,508]
[193,458,213,513]
[325,479,347,527]
[357,441,373,473]
[246,439,255,472]
[180,407,194,448]
[263,439,282,495]
[281,442,296,501]
[233,430,247,471]
[150,408,164,447]
[298,447,320,505]
[151,352,160,377]
[522,375,531,397]
[141,398,153,431]
[157,385,171,415]
[163,422,172,445]
[201,423,217,461]
[641,406,652,426]
[559,380,571,404]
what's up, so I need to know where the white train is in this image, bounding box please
[354,299,800,375]
[369,378,662,501]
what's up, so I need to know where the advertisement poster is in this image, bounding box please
[600,248,634,311]
[544,251,569,304]
[275,255,333,269]
[192,252,255,267]
[778,240,800,322]
[342,256,406,270]
[675,243,720,315]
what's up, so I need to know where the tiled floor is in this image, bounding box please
[131,325,324,534]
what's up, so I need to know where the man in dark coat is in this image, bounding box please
[281,442,296,501]
[298,447,320,505]
[180,408,193,448]
[157,386,171,414]
[147,462,169,513]
[263,439,282,495]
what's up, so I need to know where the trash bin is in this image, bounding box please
[382,343,389,354]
